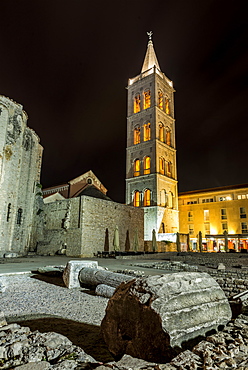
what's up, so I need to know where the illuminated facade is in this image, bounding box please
[179,184,248,251]
[126,33,179,240]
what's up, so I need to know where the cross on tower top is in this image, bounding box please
[147,31,153,40]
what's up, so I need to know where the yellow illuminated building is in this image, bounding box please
[179,184,248,252]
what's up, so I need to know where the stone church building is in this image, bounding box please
[0,35,179,257]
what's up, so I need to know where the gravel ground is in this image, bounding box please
[0,273,108,325]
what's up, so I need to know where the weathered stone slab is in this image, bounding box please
[63,260,98,288]
[37,265,65,276]
[101,272,232,363]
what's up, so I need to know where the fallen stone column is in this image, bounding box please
[79,267,134,288]
[101,272,232,363]
[95,284,116,298]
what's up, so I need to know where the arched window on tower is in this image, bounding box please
[165,97,170,115]
[159,123,165,142]
[133,191,140,207]
[168,192,173,208]
[143,123,151,141]
[134,94,141,113]
[134,126,140,144]
[167,161,172,177]
[160,190,168,207]
[158,91,163,110]
[159,157,165,175]
[144,90,151,109]
[165,129,171,146]
[144,156,151,175]
[144,189,151,206]
[134,159,140,177]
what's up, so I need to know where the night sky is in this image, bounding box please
[0,1,247,203]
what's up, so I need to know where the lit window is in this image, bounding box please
[17,208,23,225]
[134,94,141,113]
[167,162,172,177]
[222,222,228,232]
[134,191,140,207]
[165,98,170,115]
[134,159,140,177]
[144,189,151,206]
[221,209,227,220]
[188,224,194,235]
[204,223,210,234]
[7,203,11,222]
[165,129,171,146]
[144,90,151,109]
[144,156,151,175]
[134,127,140,144]
[158,91,163,110]
[188,211,193,222]
[159,124,164,142]
[202,198,214,203]
[204,210,209,222]
[143,123,151,141]
[240,207,247,218]
[159,157,165,175]
[241,222,248,233]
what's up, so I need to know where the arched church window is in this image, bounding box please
[144,90,151,109]
[134,191,140,207]
[144,189,151,206]
[7,203,11,222]
[167,162,172,177]
[168,192,173,208]
[134,159,140,177]
[159,157,165,175]
[165,97,170,115]
[158,91,163,110]
[17,208,23,225]
[134,94,141,113]
[143,123,151,141]
[134,127,140,144]
[159,123,165,142]
[144,156,151,175]
[160,190,168,207]
[165,129,171,146]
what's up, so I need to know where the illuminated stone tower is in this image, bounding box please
[125,32,179,240]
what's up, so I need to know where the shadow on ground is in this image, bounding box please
[31,274,66,288]
[17,317,114,363]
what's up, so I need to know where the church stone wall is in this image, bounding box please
[38,195,144,257]
[0,96,42,256]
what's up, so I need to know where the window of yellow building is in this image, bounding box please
[240,207,247,219]
[144,156,151,174]
[134,191,140,207]
[159,157,165,175]
[134,127,140,144]
[134,159,140,177]
[188,211,193,222]
[134,94,141,113]
[159,123,164,142]
[144,90,151,109]
[188,224,194,235]
[241,222,248,233]
[204,223,210,234]
[144,189,151,206]
[158,91,163,110]
[222,222,228,232]
[221,208,227,220]
[143,123,151,141]
[165,97,170,115]
[204,210,209,222]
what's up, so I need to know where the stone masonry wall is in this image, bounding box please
[38,195,144,257]
[0,96,42,256]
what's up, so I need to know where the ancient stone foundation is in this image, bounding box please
[101,272,232,363]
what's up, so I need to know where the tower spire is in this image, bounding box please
[141,31,161,73]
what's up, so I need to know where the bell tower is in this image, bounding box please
[125,32,179,240]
